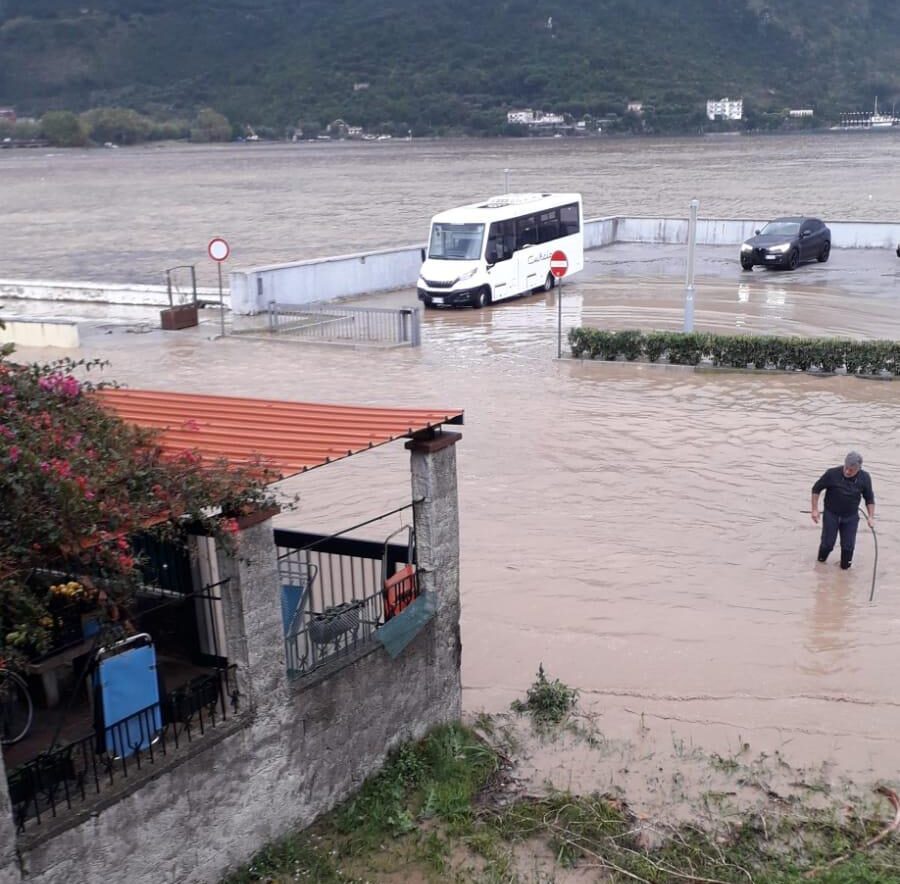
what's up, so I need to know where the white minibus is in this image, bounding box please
[417,192,584,308]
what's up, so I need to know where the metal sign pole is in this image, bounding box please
[684,199,699,332]
[217,263,225,337]
[557,278,562,358]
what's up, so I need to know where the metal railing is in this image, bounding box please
[232,302,421,347]
[6,665,240,832]
[276,527,419,679]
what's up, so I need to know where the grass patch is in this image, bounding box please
[223,714,900,884]
[510,664,578,729]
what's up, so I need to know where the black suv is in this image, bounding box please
[740,217,831,271]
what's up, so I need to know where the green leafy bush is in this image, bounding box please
[568,328,900,376]
[0,354,280,664]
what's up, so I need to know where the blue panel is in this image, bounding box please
[96,642,161,758]
[375,592,436,659]
[281,584,307,636]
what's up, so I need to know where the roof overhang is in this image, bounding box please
[95,389,463,480]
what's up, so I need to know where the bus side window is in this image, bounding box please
[538,209,560,243]
[516,215,537,249]
[488,221,514,261]
[559,204,580,236]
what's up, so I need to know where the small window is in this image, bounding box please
[537,209,560,244]
[559,203,580,236]
[486,220,514,262]
[515,215,537,249]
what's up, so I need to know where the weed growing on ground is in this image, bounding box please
[223,716,900,884]
[510,664,578,729]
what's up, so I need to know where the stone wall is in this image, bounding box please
[0,437,462,884]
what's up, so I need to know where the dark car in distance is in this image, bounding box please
[740,217,831,271]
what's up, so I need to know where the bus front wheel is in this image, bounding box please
[541,273,556,292]
[473,287,491,309]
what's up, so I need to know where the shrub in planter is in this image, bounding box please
[643,332,669,363]
[612,330,643,361]
[589,330,618,361]
[567,328,589,358]
[666,332,709,365]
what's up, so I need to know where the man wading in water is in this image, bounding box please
[811,451,875,570]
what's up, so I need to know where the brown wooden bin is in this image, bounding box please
[160,303,199,330]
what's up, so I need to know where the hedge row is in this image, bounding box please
[568,328,900,375]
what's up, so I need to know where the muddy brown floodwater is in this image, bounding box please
[4,134,900,815]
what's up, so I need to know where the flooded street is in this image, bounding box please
[4,134,900,807]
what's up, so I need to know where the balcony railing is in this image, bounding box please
[276,526,418,680]
[6,664,240,832]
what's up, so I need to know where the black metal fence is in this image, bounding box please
[6,665,239,832]
[275,528,419,679]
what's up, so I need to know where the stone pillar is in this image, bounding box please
[215,511,286,713]
[0,751,23,884]
[406,430,463,720]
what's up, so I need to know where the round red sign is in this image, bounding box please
[207,237,230,262]
[550,250,568,279]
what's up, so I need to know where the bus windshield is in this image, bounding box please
[428,223,485,260]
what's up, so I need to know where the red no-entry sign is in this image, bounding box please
[550,250,568,279]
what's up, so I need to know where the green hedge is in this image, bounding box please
[569,328,900,375]
[568,328,900,375]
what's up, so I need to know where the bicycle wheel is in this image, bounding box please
[0,669,33,745]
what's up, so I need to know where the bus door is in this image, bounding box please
[485,220,517,301]
[515,214,541,294]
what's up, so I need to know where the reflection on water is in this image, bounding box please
[801,566,857,675]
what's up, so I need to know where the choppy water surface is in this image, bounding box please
[3,133,900,285]
[5,134,900,802]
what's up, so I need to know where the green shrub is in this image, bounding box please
[568,328,898,376]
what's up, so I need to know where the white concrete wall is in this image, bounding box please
[0,280,225,309]
[0,319,79,348]
[612,217,900,248]
[7,218,899,317]
[230,245,427,314]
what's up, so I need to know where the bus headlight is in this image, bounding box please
[455,268,477,285]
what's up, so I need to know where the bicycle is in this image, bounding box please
[0,668,33,746]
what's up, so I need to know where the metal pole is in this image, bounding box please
[504,168,510,193]
[557,277,562,359]
[217,263,225,337]
[684,198,699,332]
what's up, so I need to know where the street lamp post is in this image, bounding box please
[684,199,699,332]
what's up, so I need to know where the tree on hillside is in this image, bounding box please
[39,111,87,147]
[0,348,281,665]
[81,106,152,145]
[190,108,232,142]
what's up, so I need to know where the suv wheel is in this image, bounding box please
[817,241,831,263]
[741,259,753,271]
[787,249,800,271]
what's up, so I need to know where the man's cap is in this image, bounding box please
[845,451,863,468]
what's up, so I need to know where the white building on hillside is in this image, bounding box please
[507,109,565,127]
[789,108,814,118]
[706,97,743,121]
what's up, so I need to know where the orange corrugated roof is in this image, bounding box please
[95,389,463,479]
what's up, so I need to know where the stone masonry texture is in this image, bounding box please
[0,437,463,884]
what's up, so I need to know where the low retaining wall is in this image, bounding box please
[230,244,426,314]
[613,217,900,249]
[0,279,225,309]
[0,318,79,348]
[5,218,898,316]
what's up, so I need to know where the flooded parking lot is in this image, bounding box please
[4,134,900,808]
[7,240,900,805]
